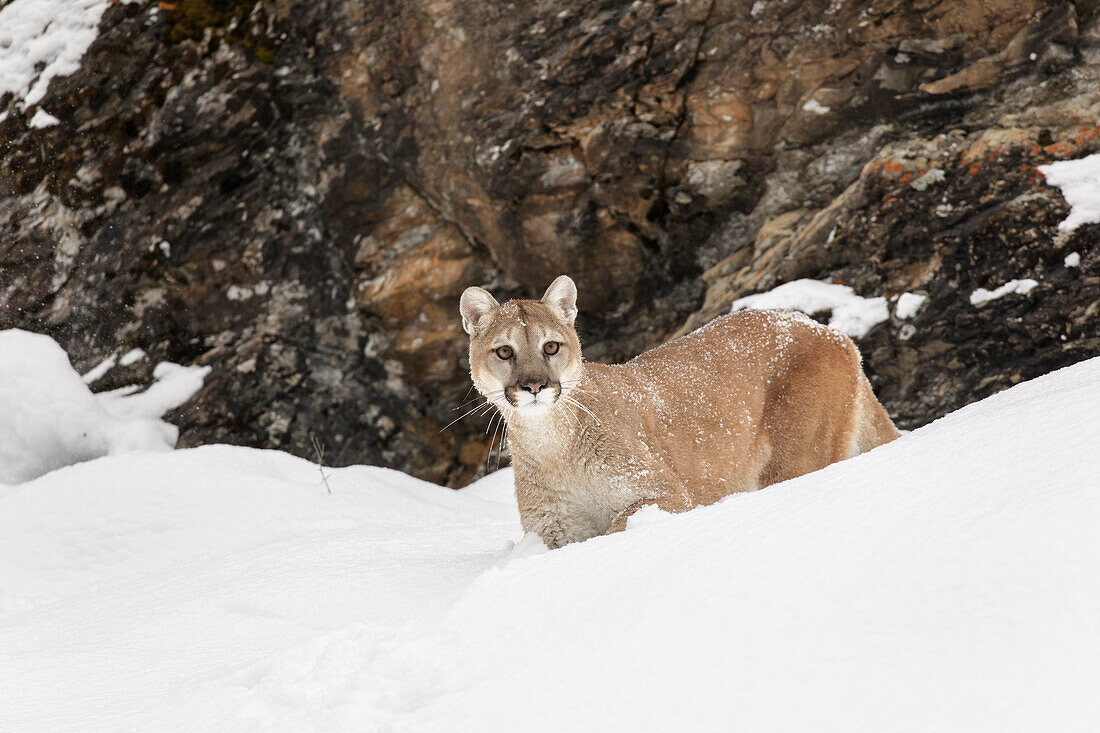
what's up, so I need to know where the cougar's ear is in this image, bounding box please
[541,275,577,326]
[460,286,500,336]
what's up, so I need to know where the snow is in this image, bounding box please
[81,349,119,383]
[969,278,1038,306]
[95,361,212,422]
[28,108,60,128]
[0,330,209,484]
[1039,153,1100,231]
[731,278,889,338]
[894,291,927,319]
[802,98,830,115]
[3,333,1100,729]
[0,0,113,108]
[1065,251,1081,268]
[119,347,146,366]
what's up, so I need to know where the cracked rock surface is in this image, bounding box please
[1,0,1097,485]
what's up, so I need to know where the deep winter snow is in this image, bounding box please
[2,336,1099,731]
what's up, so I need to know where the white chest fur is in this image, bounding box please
[508,412,663,547]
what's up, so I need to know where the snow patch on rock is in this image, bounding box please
[894,291,928,319]
[28,108,60,128]
[969,278,1038,306]
[1039,153,1100,232]
[119,348,146,366]
[0,0,113,108]
[731,279,889,338]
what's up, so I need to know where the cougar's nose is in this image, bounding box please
[521,378,548,395]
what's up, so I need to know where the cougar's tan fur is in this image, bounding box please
[460,275,898,549]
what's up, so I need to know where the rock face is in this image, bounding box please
[1,0,1097,485]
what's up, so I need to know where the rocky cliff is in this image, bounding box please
[2,0,1097,486]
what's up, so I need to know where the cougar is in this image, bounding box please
[460,275,898,548]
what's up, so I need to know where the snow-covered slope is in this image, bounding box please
[2,356,1099,731]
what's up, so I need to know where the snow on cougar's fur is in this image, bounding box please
[1,336,1098,730]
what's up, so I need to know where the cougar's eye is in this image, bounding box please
[494,345,513,360]
[543,341,560,356]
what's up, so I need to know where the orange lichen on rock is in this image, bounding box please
[1073,126,1100,145]
[1043,141,1077,156]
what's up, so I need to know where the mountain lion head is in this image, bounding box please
[460,275,583,417]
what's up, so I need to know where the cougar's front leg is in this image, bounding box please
[514,476,573,549]
[523,512,572,549]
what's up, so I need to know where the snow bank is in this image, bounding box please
[2,344,1099,730]
[0,0,113,108]
[0,449,520,728]
[1039,153,1100,232]
[970,278,1038,306]
[420,357,1100,732]
[0,330,209,484]
[731,278,889,338]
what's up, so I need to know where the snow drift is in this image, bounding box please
[1,345,1098,730]
[0,329,209,484]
